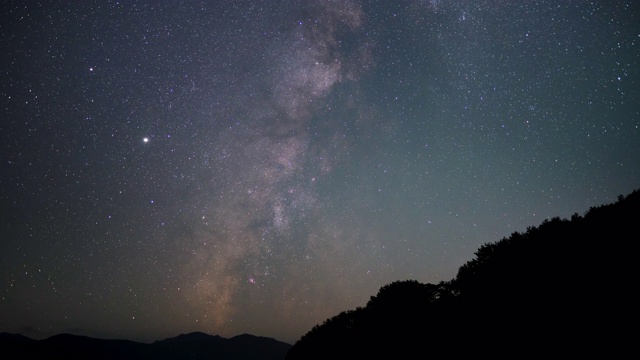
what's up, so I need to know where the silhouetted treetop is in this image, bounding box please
[286,188,639,359]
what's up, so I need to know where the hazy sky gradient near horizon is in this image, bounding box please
[1,0,638,344]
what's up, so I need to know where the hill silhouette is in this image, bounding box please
[3,190,636,358]
[0,332,291,360]
[285,189,638,359]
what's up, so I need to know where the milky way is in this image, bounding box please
[180,1,377,336]
[1,0,639,344]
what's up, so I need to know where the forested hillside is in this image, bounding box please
[286,190,638,358]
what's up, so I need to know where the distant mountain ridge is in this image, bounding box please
[154,331,223,343]
[286,189,639,359]
[0,331,291,360]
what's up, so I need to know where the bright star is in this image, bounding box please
[143,137,149,143]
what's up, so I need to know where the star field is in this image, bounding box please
[1,0,639,344]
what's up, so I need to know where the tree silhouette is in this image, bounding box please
[286,189,639,359]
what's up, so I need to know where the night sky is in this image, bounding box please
[1,0,639,344]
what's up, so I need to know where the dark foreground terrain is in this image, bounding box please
[0,331,291,360]
[286,189,638,359]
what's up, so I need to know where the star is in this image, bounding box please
[1,0,637,347]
